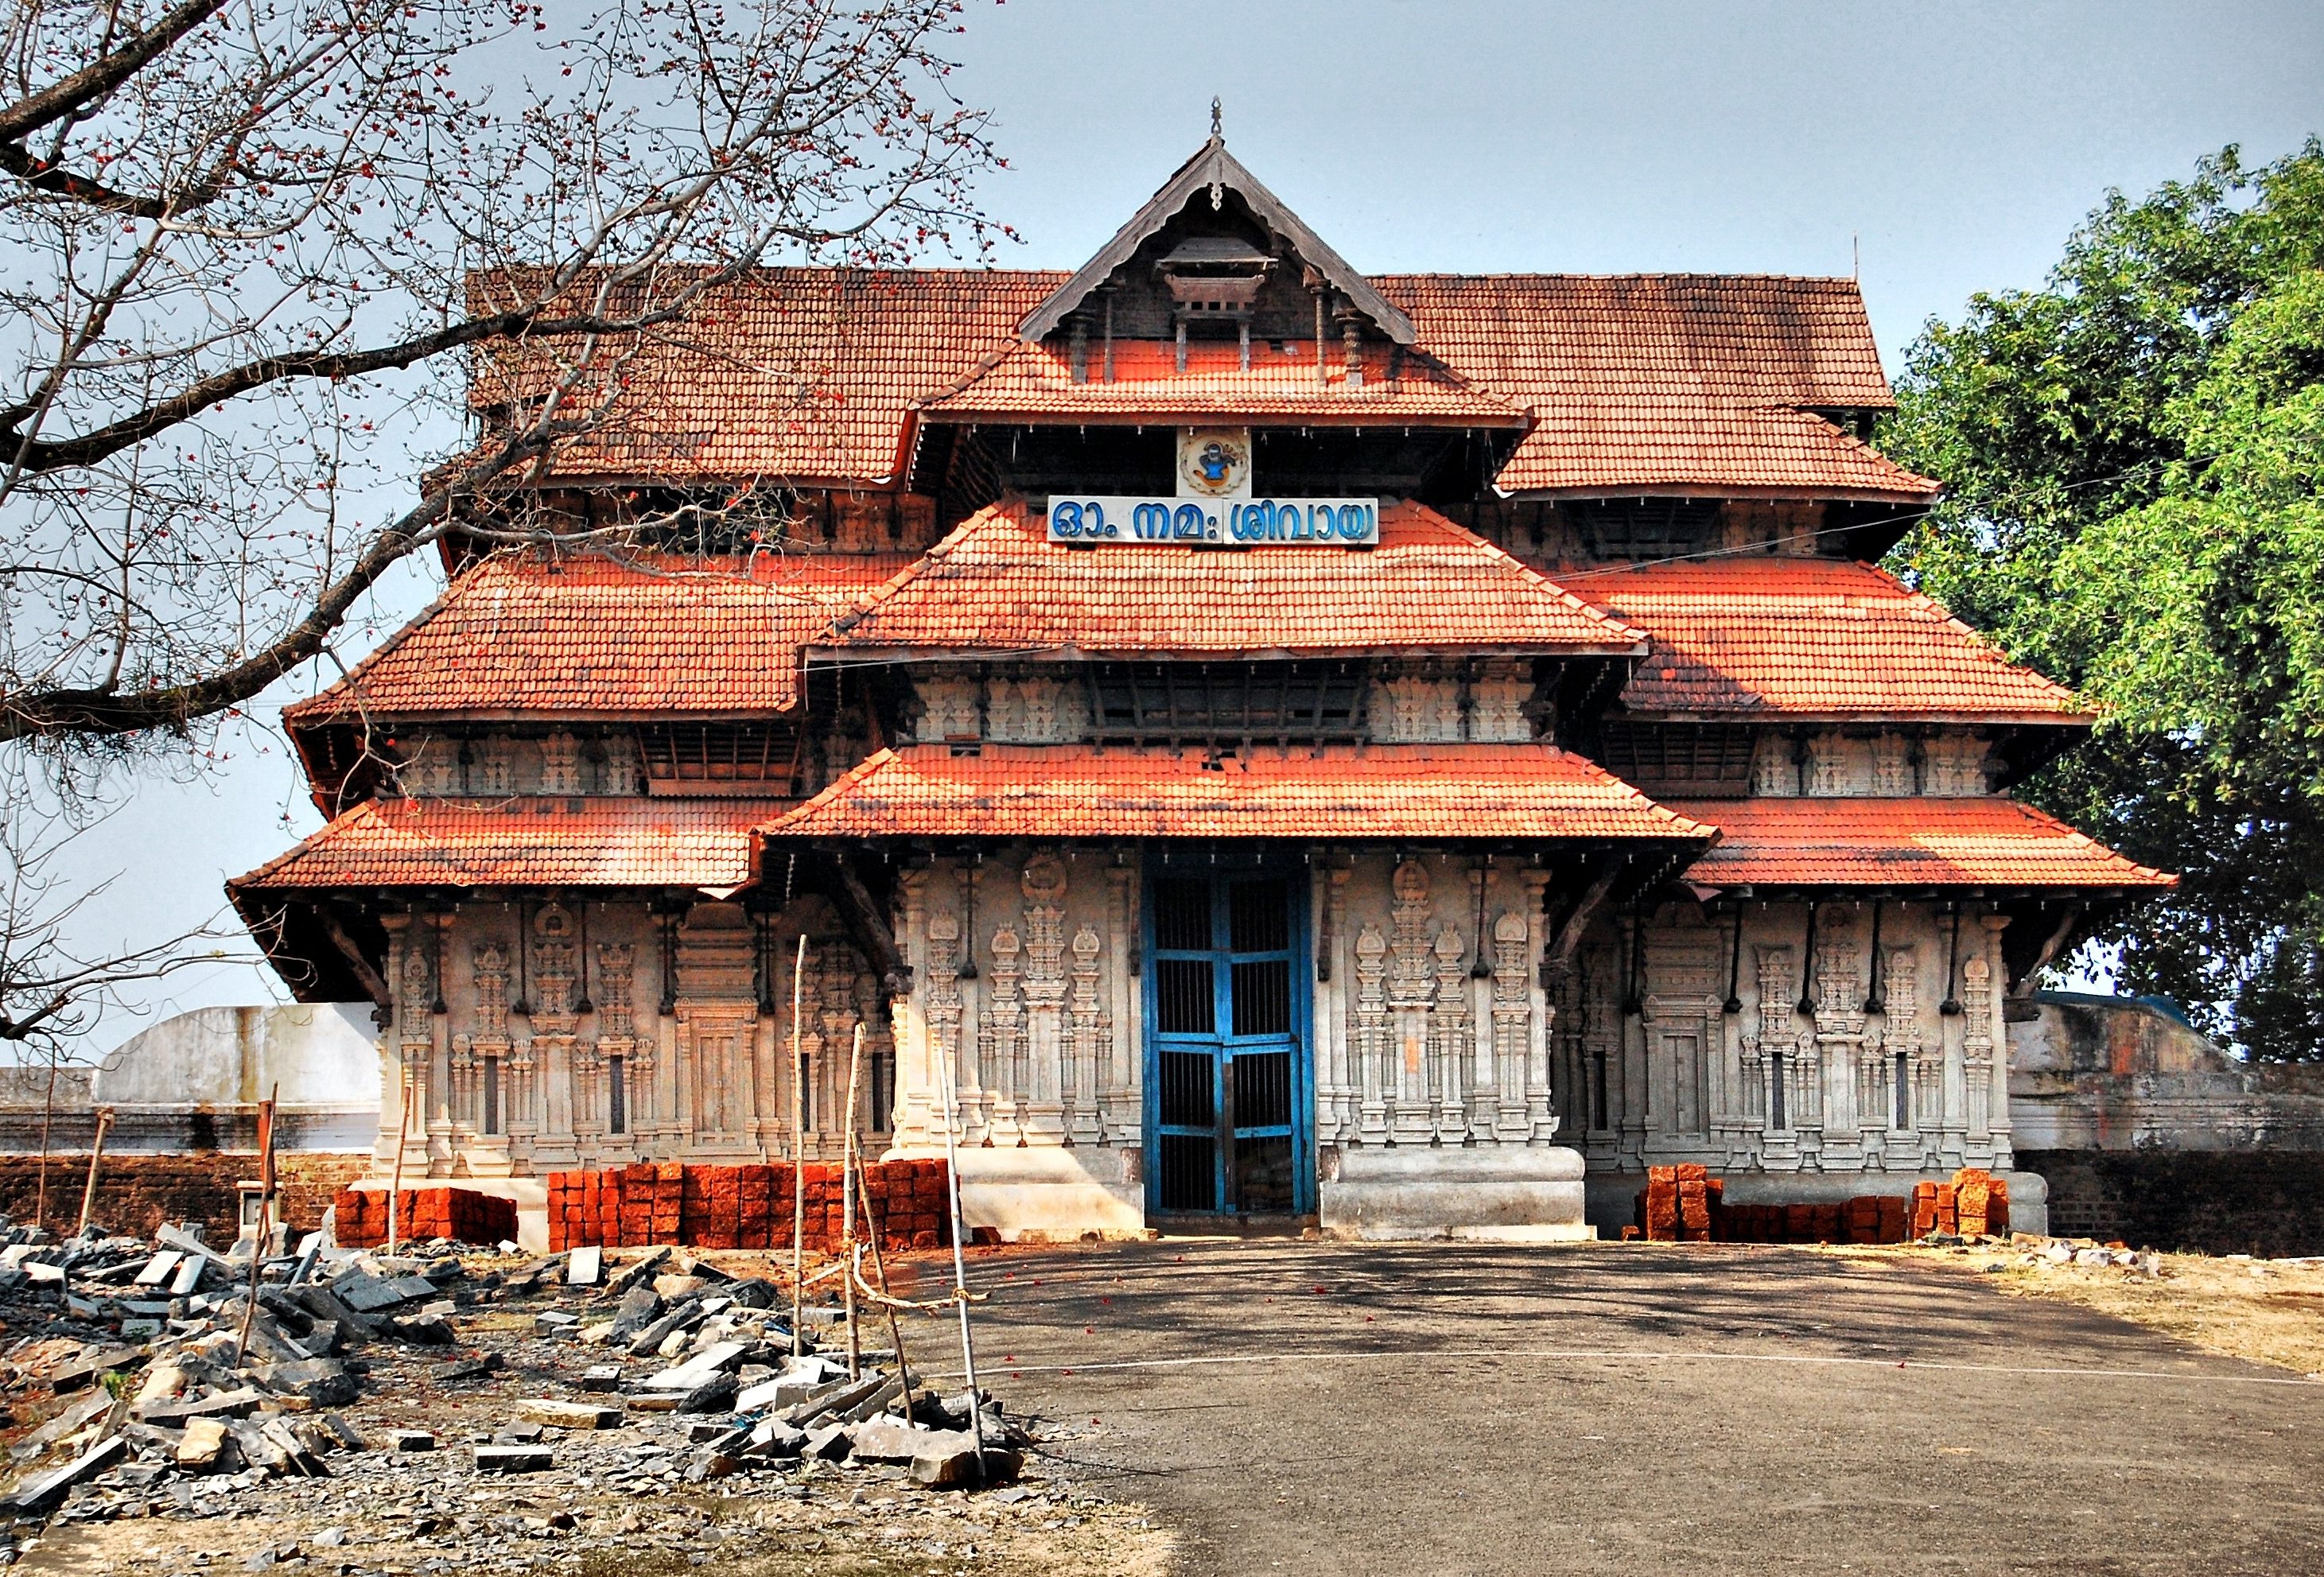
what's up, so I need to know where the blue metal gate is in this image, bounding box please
[1144,864,1312,1216]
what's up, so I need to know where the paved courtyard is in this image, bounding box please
[960,1240,2324,1576]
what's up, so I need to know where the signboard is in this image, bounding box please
[1046,496,1380,549]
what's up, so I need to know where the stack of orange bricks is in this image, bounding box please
[332,1186,516,1248]
[1631,1166,2011,1245]
[1638,1163,1723,1241]
[542,1159,951,1256]
[1911,1168,2010,1237]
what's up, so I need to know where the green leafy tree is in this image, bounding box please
[1883,141,2324,1059]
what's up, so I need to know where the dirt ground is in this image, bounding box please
[964,1237,2324,1577]
[1919,1243,2324,1377]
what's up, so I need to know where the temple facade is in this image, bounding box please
[231,135,2171,1241]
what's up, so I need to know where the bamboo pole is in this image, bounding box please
[935,1043,985,1486]
[839,1021,865,1380]
[235,1088,278,1366]
[787,934,808,1359]
[853,1135,914,1422]
[74,1107,114,1237]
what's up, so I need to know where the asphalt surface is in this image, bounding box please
[954,1240,2324,1576]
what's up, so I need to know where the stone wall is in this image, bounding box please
[0,1152,369,1242]
[2019,1148,2324,1257]
[2007,992,2324,1151]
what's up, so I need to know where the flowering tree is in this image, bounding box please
[0,0,1004,1035]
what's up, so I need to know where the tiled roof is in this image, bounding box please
[916,338,1524,425]
[760,744,1716,844]
[1375,274,1898,410]
[470,267,1064,484]
[1493,400,1937,499]
[230,796,779,893]
[286,550,911,724]
[1567,557,2091,721]
[818,499,1643,657]
[466,266,1928,496]
[1665,797,2174,890]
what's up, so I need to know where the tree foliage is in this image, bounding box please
[1883,141,2324,1059]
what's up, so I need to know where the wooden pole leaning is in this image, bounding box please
[788,934,808,1359]
[840,1020,865,1380]
[235,1088,278,1366]
[75,1106,114,1236]
[387,1070,412,1256]
[853,1139,915,1422]
[935,1046,985,1486]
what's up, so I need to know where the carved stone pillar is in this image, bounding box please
[1017,853,1070,1144]
[1103,863,1139,1144]
[1387,860,1436,1145]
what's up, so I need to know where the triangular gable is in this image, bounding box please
[1018,135,1417,346]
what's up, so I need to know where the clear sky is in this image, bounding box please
[51,0,2324,1050]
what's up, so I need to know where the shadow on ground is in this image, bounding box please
[949,1241,2324,1577]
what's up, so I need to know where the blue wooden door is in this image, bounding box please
[1145,867,1311,1215]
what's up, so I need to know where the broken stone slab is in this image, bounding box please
[319,1412,367,1451]
[908,1435,1022,1490]
[800,1423,851,1462]
[288,1282,383,1346]
[653,1273,709,1301]
[473,1444,553,1474]
[388,1312,457,1346]
[46,1345,144,1395]
[609,1287,663,1341]
[837,1374,907,1424]
[138,1386,266,1426]
[426,1353,503,1385]
[515,1399,622,1431]
[492,1420,546,1445]
[534,1310,581,1338]
[565,1246,604,1288]
[781,1372,888,1427]
[624,1301,704,1358]
[258,1358,359,1408]
[388,1430,436,1452]
[577,1320,620,1346]
[674,1373,740,1415]
[747,1418,806,1459]
[134,1251,185,1288]
[849,1416,939,1464]
[327,1272,409,1315]
[641,1340,748,1392]
[577,1365,623,1393]
[5,1435,130,1513]
[169,1255,208,1298]
[604,1247,673,1298]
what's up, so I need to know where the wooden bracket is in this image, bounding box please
[1542,856,1623,987]
[317,908,391,1009]
[827,851,914,996]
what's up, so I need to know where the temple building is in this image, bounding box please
[229,134,2172,1241]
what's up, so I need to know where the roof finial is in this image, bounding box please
[1210,95,1222,139]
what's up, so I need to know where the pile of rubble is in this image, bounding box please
[0,1219,1080,1574]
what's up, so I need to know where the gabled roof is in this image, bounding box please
[229,796,778,894]
[1566,557,2091,722]
[1666,797,2174,891]
[760,744,1716,845]
[286,550,910,724]
[816,499,1645,658]
[915,337,1524,426]
[1017,135,1417,345]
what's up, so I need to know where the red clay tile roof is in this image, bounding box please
[760,744,1716,844]
[1493,400,1937,499]
[468,266,1927,496]
[286,550,911,724]
[818,499,1643,658]
[1665,797,2174,890]
[472,268,1065,484]
[1566,557,2091,721]
[916,338,1524,425]
[231,796,778,893]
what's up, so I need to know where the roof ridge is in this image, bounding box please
[1393,501,1648,647]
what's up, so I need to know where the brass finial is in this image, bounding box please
[1211,96,1222,139]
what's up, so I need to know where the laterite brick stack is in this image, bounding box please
[332,1185,517,1248]
[542,1159,951,1255]
[1631,1167,2009,1245]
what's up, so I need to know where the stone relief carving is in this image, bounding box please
[1066,925,1109,1145]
